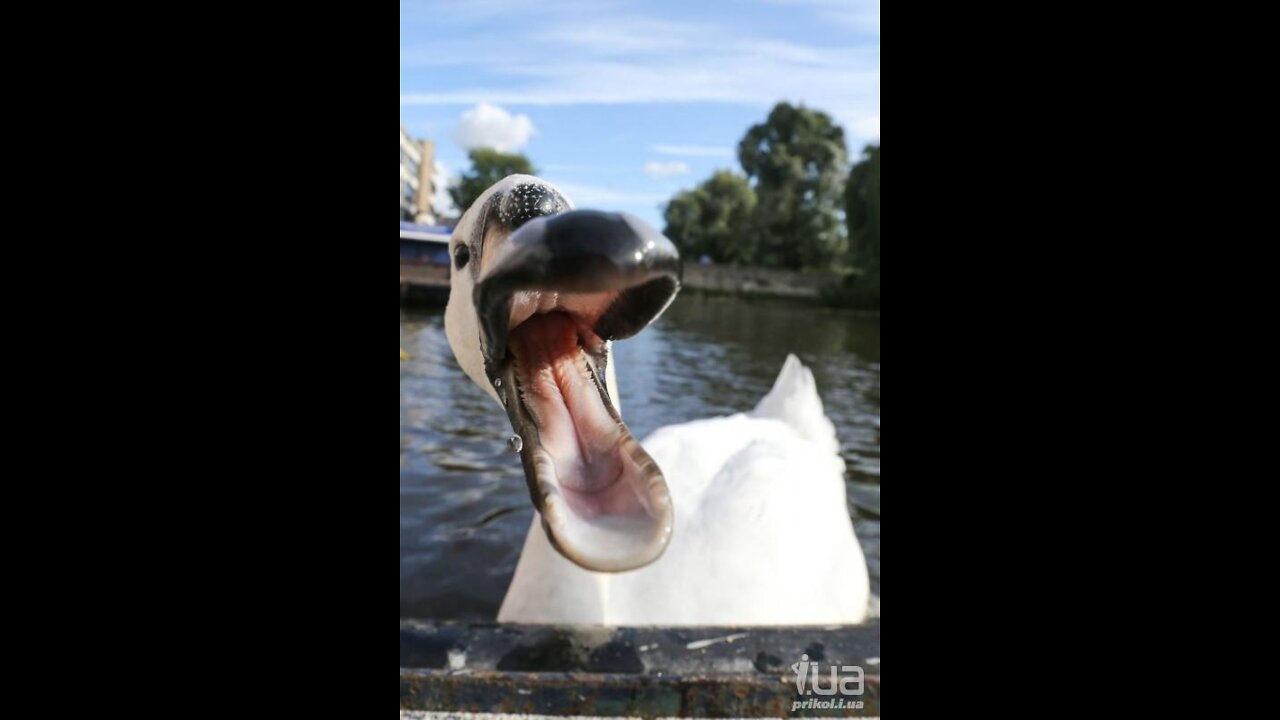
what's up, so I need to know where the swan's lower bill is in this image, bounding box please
[471,210,682,573]
[502,309,674,573]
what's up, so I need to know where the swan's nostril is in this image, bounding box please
[497,183,568,230]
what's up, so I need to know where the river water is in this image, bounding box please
[399,293,881,621]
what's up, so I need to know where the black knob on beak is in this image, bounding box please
[497,183,569,230]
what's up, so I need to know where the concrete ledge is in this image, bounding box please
[401,623,881,718]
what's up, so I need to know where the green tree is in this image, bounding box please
[663,171,759,265]
[829,145,881,310]
[846,145,880,279]
[449,149,538,215]
[738,103,848,270]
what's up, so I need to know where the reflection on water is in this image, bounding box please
[400,293,881,621]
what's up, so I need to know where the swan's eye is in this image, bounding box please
[454,245,471,271]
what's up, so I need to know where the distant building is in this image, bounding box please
[400,126,437,224]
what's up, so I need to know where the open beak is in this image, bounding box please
[475,210,681,573]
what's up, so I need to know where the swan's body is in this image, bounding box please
[445,175,870,627]
[499,355,870,625]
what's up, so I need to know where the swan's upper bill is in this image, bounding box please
[445,175,682,574]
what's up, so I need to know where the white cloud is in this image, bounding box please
[762,0,881,35]
[401,9,879,148]
[402,3,880,157]
[552,182,668,208]
[652,145,735,158]
[643,161,691,179]
[401,51,879,110]
[847,114,881,143]
[453,103,537,152]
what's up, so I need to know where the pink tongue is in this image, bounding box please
[509,313,641,517]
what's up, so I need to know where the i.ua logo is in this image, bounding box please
[791,654,865,697]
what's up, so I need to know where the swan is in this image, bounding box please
[444,175,870,626]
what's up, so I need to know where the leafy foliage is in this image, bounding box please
[738,103,849,270]
[449,149,538,216]
[846,145,880,277]
[663,171,758,264]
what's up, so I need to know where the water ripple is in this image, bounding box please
[400,295,882,621]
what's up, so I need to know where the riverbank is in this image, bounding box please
[683,264,879,314]
[399,260,878,314]
[682,264,842,299]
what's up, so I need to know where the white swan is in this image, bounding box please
[445,175,869,626]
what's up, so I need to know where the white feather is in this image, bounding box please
[499,354,870,626]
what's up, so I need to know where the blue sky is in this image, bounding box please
[400,0,881,228]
